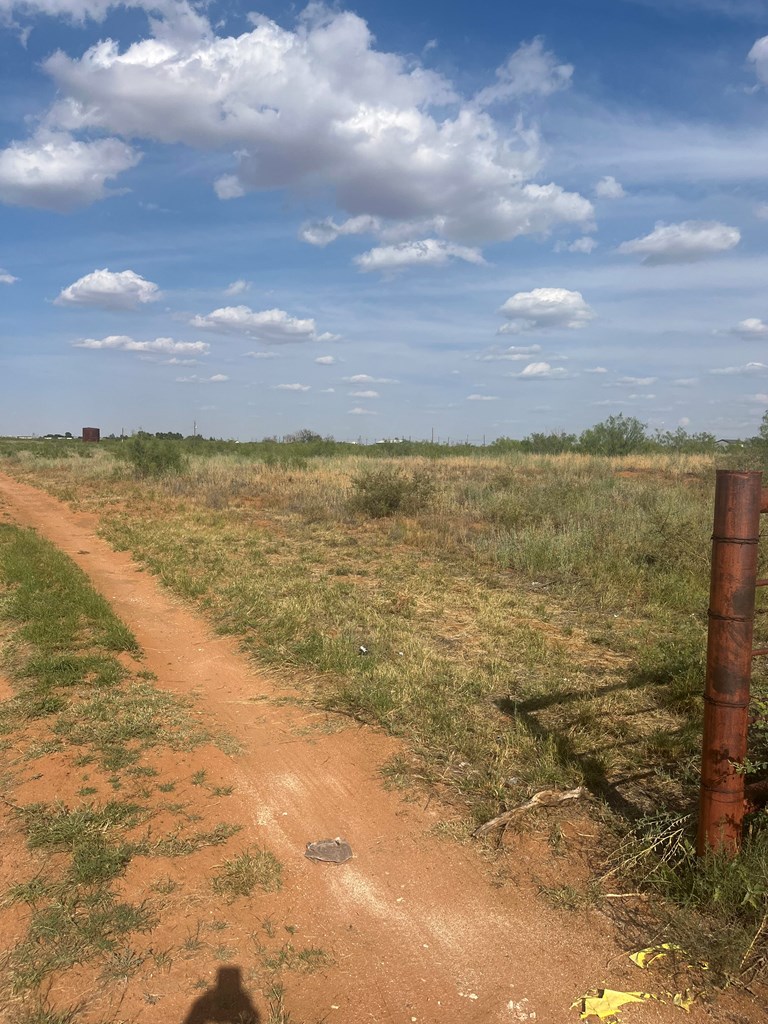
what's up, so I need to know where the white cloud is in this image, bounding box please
[0,130,139,212]
[273,382,311,391]
[348,406,377,415]
[555,236,597,254]
[315,355,337,365]
[617,220,740,265]
[56,268,160,309]
[300,215,380,247]
[594,175,625,199]
[74,334,209,354]
[710,362,768,375]
[354,239,485,273]
[474,38,573,107]
[176,373,229,383]
[191,306,338,343]
[747,393,768,403]
[467,394,499,400]
[225,279,250,296]
[0,268,17,284]
[748,35,768,85]
[342,374,398,384]
[616,375,657,386]
[498,287,594,333]
[477,344,543,361]
[349,389,379,398]
[510,361,569,379]
[733,318,768,337]
[38,9,593,242]
[672,377,699,386]
[318,387,335,393]
[585,366,608,374]
[0,0,211,38]
[754,202,768,220]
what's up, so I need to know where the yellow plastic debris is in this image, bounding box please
[573,989,656,1020]
[671,990,696,1012]
[629,943,682,969]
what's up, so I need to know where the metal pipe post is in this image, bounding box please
[697,470,762,856]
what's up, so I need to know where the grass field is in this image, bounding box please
[1,439,767,986]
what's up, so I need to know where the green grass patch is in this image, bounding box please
[212,847,283,899]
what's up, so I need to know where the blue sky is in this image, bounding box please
[2,0,768,441]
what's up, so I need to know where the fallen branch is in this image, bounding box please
[473,786,588,838]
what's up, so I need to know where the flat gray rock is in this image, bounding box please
[305,838,353,864]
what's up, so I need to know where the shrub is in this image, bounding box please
[121,437,187,478]
[348,465,433,518]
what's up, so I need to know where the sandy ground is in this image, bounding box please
[0,470,762,1024]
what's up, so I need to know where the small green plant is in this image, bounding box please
[212,848,283,899]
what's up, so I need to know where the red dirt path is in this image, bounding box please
[0,472,757,1024]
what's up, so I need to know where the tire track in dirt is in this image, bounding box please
[0,472,734,1024]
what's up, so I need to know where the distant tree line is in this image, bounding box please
[89,412,768,461]
[493,413,719,456]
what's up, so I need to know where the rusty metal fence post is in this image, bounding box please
[697,470,762,856]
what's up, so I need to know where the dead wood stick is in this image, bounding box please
[473,786,588,838]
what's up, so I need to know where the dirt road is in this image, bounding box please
[0,472,745,1023]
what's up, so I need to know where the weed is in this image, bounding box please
[259,943,332,974]
[212,848,283,899]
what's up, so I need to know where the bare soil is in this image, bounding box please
[0,472,761,1024]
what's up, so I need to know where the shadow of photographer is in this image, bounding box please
[182,965,260,1024]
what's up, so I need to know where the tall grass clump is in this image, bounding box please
[612,813,768,983]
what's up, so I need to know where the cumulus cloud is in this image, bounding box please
[300,215,380,247]
[0,130,139,212]
[348,406,376,415]
[733,317,768,337]
[467,393,499,400]
[749,35,768,85]
[35,8,592,241]
[617,220,740,264]
[477,344,542,361]
[176,373,229,382]
[585,366,608,373]
[554,236,597,254]
[510,361,569,379]
[244,350,279,358]
[349,389,379,398]
[498,287,594,333]
[615,375,657,386]
[56,268,160,309]
[74,335,209,354]
[474,38,573,107]
[342,374,398,383]
[595,175,625,199]
[354,239,485,273]
[191,306,338,343]
[225,279,250,296]
[0,0,211,38]
[710,362,768,375]
[0,268,17,284]
[315,355,337,364]
[272,382,311,391]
